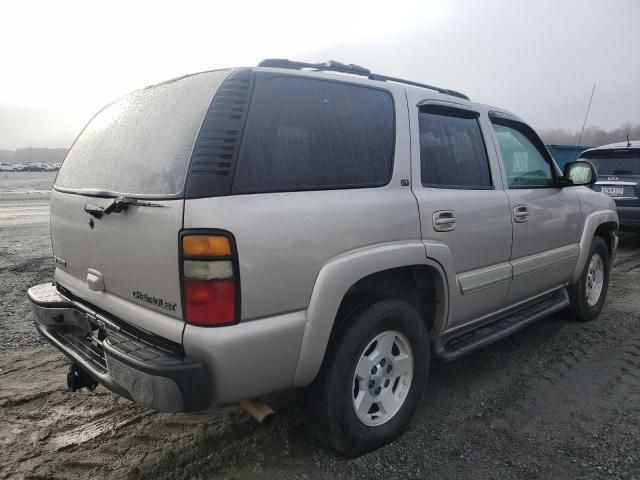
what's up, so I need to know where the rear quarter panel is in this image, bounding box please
[183,84,418,322]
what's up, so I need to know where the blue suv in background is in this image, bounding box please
[547,144,591,169]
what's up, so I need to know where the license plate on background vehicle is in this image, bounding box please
[601,186,624,197]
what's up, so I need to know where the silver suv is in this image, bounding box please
[28,60,618,456]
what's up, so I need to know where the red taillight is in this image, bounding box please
[184,280,235,326]
[181,233,238,326]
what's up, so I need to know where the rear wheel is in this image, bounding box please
[566,236,610,322]
[299,298,429,456]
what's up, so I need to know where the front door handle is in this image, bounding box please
[513,205,529,223]
[433,210,456,232]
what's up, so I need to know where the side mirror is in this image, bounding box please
[562,160,597,187]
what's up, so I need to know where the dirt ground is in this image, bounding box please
[1,172,639,480]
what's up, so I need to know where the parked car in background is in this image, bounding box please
[28,60,618,456]
[24,163,57,171]
[0,162,19,171]
[546,144,591,169]
[24,163,44,171]
[581,140,640,231]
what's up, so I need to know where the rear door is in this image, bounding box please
[409,97,513,331]
[488,114,581,306]
[50,70,231,343]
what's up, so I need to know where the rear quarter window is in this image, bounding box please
[233,76,395,193]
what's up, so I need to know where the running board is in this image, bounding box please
[433,289,570,361]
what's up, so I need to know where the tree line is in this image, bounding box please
[538,122,640,147]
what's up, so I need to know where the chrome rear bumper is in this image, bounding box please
[28,283,211,412]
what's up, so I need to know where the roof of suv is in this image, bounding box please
[256,59,471,100]
[583,140,640,153]
[139,60,521,126]
[254,59,521,121]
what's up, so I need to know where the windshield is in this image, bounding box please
[581,150,640,176]
[55,69,230,196]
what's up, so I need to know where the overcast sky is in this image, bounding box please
[0,0,638,150]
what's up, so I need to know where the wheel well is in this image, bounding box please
[334,266,445,337]
[594,221,618,257]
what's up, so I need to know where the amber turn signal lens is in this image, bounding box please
[182,235,231,257]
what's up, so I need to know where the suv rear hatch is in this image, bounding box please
[51,69,230,343]
[583,149,640,205]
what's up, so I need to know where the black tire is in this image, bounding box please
[299,298,429,457]
[566,236,610,322]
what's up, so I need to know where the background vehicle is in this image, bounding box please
[0,162,19,171]
[28,60,618,456]
[546,144,590,169]
[26,162,55,171]
[581,140,640,231]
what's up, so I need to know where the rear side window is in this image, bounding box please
[419,106,492,189]
[233,76,394,193]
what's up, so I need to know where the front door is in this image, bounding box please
[409,99,513,331]
[488,114,581,305]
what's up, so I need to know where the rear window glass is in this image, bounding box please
[55,70,230,196]
[581,150,640,175]
[233,76,394,193]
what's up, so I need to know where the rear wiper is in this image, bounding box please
[84,197,163,219]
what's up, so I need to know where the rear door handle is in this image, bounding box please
[433,210,456,232]
[513,205,529,223]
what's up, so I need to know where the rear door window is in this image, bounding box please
[233,76,395,193]
[419,105,492,189]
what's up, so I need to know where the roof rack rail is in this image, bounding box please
[257,59,470,101]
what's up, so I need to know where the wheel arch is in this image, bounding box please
[571,210,619,283]
[293,242,448,387]
[594,221,618,258]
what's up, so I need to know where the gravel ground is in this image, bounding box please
[1,172,639,479]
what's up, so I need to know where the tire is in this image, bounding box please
[566,236,610,322]
[299,298,429,457]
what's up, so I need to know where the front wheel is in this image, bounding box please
[566,236,610,322]
[299,298,429,456]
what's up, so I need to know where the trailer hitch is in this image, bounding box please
[67,363,98,392]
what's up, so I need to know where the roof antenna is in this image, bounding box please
[627,132,632,148]
[578,83,596,145]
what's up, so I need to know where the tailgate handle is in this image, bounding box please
[87,269,105,292]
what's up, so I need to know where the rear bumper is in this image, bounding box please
[28,283,212,412]
[616,206,640,230]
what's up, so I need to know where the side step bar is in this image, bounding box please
[433,288,570,361]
